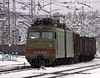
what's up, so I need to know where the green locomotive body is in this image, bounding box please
[26,21,73,66]
[26,27,57,66]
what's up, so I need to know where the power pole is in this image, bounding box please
[0,0,5,53]
[30,0,33,23]
[12,0,18,52]
[30,0,36,24]
[50,0,52,17]
[0,0,11,53]
[8,0,11,47]
[81,6,85,36]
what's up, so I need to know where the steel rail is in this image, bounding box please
[24,64,100,78]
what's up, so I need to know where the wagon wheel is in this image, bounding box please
[74,55,79,63]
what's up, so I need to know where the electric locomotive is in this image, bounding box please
[25,18,96,67]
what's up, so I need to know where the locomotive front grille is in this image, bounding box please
[34,50,47,54]
[37,55,44,60]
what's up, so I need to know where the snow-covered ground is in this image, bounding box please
[0,55,30,70]
[0,54,100,78]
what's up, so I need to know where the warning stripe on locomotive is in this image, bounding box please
[25,54,56,56]
[27,39,56,41]
[26,47,56,50]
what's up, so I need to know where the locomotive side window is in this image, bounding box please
[42,32,53,39]
[29,32,40,39]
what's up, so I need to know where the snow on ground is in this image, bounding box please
[0,55,30,70]
[63,66,100,78]
[0,55,100,78]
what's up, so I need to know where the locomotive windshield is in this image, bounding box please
[29,32,40,39]
[29,32,53,39]
[42,32,53,39]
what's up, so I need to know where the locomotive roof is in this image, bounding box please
[29,18,71,31]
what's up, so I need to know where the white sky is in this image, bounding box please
[6,0,100,15]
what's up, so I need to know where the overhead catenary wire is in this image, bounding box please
[15,0,100,13]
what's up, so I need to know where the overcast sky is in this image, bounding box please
[8,0,100,14]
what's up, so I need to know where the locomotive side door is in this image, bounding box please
[66,30,74,58]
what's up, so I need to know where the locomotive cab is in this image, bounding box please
[26,26,57,66]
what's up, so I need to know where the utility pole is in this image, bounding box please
[0,0,5,53]
[8,0,11,48]
[33,0,36,20]
[81,6,84,36]
[0,0,11,53]
[30,0,36,24]
[0,0,11,54]
[5,0,12,55]
[30,0,33,23]
[50,0,52,17]
[13,0,17,45]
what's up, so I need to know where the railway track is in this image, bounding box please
[0,64,31,74]
[49,64,100,78]
[1,63,100,78]
[0,67,33,74]
[24,64,100,78]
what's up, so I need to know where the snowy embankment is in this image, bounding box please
[0,55,30,70]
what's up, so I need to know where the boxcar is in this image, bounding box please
[73,33,80,62]
[80,37,96,61]
[73,33,80,55]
